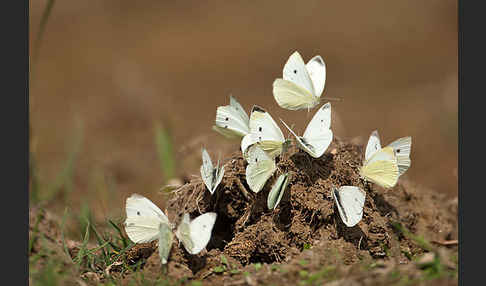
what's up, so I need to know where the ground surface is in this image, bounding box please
[29,139,458,285]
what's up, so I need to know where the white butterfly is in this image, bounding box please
[200,148,225,195]
[124,194,217,263]
[272,51,326,111]
[332,185,366,227]
[360,130,405,189]
[281,103,333,158]
[241,105,290,159]
[267,173,290,210]
[175,213,217,255]
[364,130,412,177]
[213,96,250,139]
[245,145,277,193]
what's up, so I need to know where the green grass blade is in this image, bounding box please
[109,219,129,248]
[60,207,71,261]
[154,122,176,183]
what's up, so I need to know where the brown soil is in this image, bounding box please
[29,138,458,285]
[129,139,457,284]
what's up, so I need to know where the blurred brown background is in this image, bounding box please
[30,0,457,221]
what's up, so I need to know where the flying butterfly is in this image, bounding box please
[245,145,277,193]
[241,105,291,159]
[200,148,224,195]
[213,96,250,139]
[124,194,217,264]
[272,51,327,111]
[332,185,366,227]
[280,102,333,158]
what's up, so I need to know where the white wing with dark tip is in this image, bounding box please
[241,105,286,158]
[365,130,381,162]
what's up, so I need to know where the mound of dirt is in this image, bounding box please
[141,138,457,280]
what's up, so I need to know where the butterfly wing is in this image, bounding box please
[187,212,217,254]
[272,79,320,111]
[213,161,225,192]
[280,119,319,157]
[213,97,250,139]
[229,95,250,123]
[365,130,382,162]
[300,103,333,158]
[212,125,244,140]
[241,133,257,159]
[175,214,193,253]
[200,148,215,192]
[332,186,366,227]
[125,194,169,223]
[282,51,316,96]
[360,147,399,189]
[305,55,326,98]
[387,137,412,177]
[267,173,290,210]
[125,216,164,243]
[158,222,173,264]
[246,105,285,157]
[246,145,277,193]
[124,194,169,243]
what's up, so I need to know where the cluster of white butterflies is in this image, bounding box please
[210,50,412,221]
[124,194,217,264]
[124,51,412,264]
